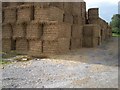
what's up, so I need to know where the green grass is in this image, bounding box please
[0,59,11,65]
[2,51,24,59]
[112,33,120,37]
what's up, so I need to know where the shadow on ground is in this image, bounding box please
[50,37,118,67]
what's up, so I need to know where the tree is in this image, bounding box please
[110,14,120,34]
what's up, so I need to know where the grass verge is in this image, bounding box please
[112,33,120,37]
[2,51,25,59]
[0,59,11,65]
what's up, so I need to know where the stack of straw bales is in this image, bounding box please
[42,21,71,55]
[2,23,13,52]
[70,25,83,49]
[2,2,112,57]
[83,24,101,47]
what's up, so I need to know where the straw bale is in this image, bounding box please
[16,38,28,53]
[63,13,73,24]
[2,23,12,39]
[23,2,34,5]
[72,6,81,16]
[83,24,101,37]
[58,38,70,53]
[34,6,64,22]
[2,2,9,7]
[43,22,71,40]
[29,40,42,52]
[73,15,83,25]
[2,38,12,52]
[26,21,42,39]
[81,2,86,18]
[3,6,16,23]
[34,2,50,8]
[82,37,100,47]
[43,40,58,54]
[9,2,24,7]
[17,4,34,22]
[50,2,64,10]
[72,2,82,8]
[70,38,82,50]
[101,29,105,41]
[63,2,72,14]
[88,8,99,19]
[71,25,83,38]
[88,19,99,24]
[2,11,4,23]
[13,22,26,39]
[43,38,70,54]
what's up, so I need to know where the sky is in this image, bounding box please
[84,0,119,23]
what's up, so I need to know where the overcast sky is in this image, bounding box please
[84,0,119,23]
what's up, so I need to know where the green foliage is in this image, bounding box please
[112,27,120,34]
[110,14,120,34]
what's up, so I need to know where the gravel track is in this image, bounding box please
[1,37,118,88]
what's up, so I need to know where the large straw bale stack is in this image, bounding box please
[82,17,86,25]
[71,25,83,38]
[73,15,83,25]
[34,6,64,22]
[101,29,105,41]
[17,4,34,22]
[72,6,81,16]
[43,38,70,54]
[70,38,82,50]
[43,21,71,41]
[81,2,86,18]
[22,2,34,5]
[2,10,4,23]
[63,13,73,24]
[13,22,26,39]
[63,2,72,14]
[88,19,99,24]
[26,21,43,40]
[2,38,12,52]
[83,24,101,37]
[72,2,82,8]
[16,38,28,54]
[43,40,58,54]
[2,23,12,39]
[83,24,101,47]
[9,2,24,7]
[82,37,99,47]
[88,8,99,19]
[50,2,64,10]
[108,26,112,38]
[34,2,50,8]
[93,37,101,46]
[2,2,9,7]
[28,39,43,56]
[3,6,16,23]
[57,38,70,53]
[2,2,24,7]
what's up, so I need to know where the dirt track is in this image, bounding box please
[1,37,118,88]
